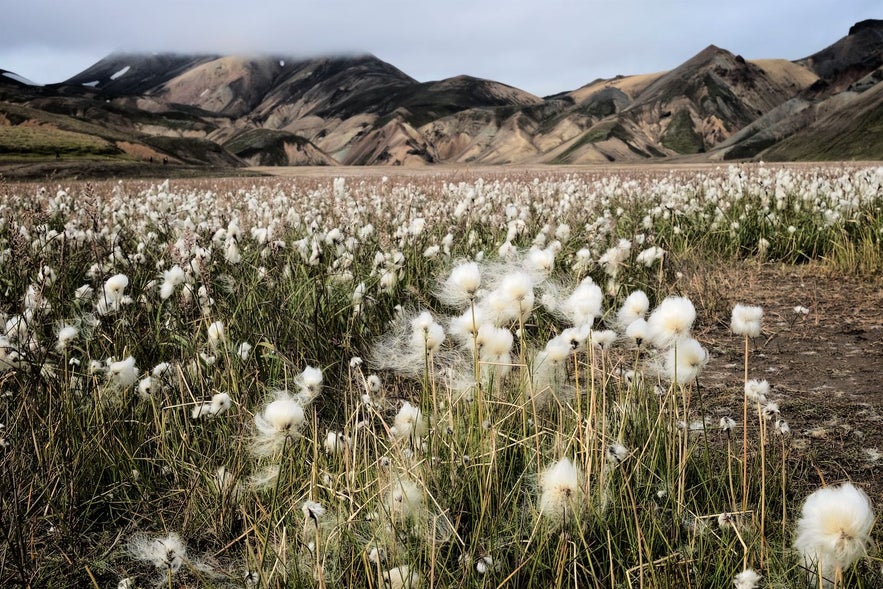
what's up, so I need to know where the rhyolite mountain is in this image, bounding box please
[2,19,881,169]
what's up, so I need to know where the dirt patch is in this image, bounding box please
[114,140,174,162]
[678,260,883,505]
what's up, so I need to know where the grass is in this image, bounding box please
[660,109,704,154]
[0,124,123,158]
[0,166,880,588]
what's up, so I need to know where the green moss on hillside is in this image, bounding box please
[661,109,704,154]
[0,125,122,158]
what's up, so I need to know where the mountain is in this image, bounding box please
[1,20,881,175]
[797,19,883,94]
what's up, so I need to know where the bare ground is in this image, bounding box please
[677,260,883,506]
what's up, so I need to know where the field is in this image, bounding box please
[0,163,881,588]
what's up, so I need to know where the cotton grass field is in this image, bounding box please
[0,164,881,588]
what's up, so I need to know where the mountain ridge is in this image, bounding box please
[1,21,881,172]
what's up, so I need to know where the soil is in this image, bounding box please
[676,259,883,507]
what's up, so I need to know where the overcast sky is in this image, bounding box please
[1,1,878,96]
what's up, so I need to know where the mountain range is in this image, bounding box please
[1,19,881,173]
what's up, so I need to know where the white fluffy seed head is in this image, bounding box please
[662,337,709,383]
[410,311,445,354]
[384,565,422,589]
[544,335,573,362]
[104,273,129,298]
[476,324,514,358]
[744,379,770,404]
[617,290,650,329]
[733,568,762,589]
[526,247,555,276]
[793,483,875,585]
[107,356,138,389]
[440,261,481,307]
[210,392,231,415]
[591,329,618,350]
[207,321,226,349]
[625,318,649,347]
[128,532,187,571]
[392,402,427,440]
[560,278,603,328]
[296,365,323,405]
[256,397,304,435]
[538,457,584,523]
[324,431,349,455]
[731,304,763,337]
[448,306,486,347]
[387,477,424,522]
[647,296,696,348]
[55,325,78,352]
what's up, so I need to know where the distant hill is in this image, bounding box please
[1,20,881,173]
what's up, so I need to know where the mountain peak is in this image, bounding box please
[848,19,883,36]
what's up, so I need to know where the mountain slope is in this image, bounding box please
[2,20,882,171]
[798,19,883,94]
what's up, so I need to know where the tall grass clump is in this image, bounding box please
[0,167,879,587]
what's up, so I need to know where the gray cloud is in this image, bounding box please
[1,0,879,95]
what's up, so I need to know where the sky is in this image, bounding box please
[0,1,879,97]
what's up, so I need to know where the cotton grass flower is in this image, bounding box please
[387,476,424,523]
[253,393,305,456]
[128,531,187,572]
[98,273,129,315]
[159,265,186,300]
[323,431,349,455]
[384,565,422,589]
[732,568,762,589]
[438,261,481,308]
[616,289,650,329]
[538,457,584,524]
[559,278,603,327]
[192,392,232,419]
[793,482,875,587]
[206,321,226,350]
[296,365,323,406]
[55,324,78,352]
[731,304,763,337]
[646,296,696,348]
[744,379,769,404]
[625,318,649,347]
[391,402,427,441]
[661,337,709,383]
[237,341,252,360]
[410,311,445,355]
[107,356,138,390]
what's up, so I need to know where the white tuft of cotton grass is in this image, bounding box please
[206,321,226,351]
[295,365,323,406]
[646,296,696,348]
[731,304,763,337]
[793,482,875,587]
[384,565,422,589]
[410,311,445,355]
[538,457,584,524]
[252,393,305,456]
[616,290,650,330]
[558,278,603,328]
[127,532,187,572]
[437,261,481,308]
[107,356,138,390]
[732,568,762,589]
[386,476,425,523]
[661,337,709,383]
[55,324,78,353]
[391,402,427,441]
[744,379,770,405]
